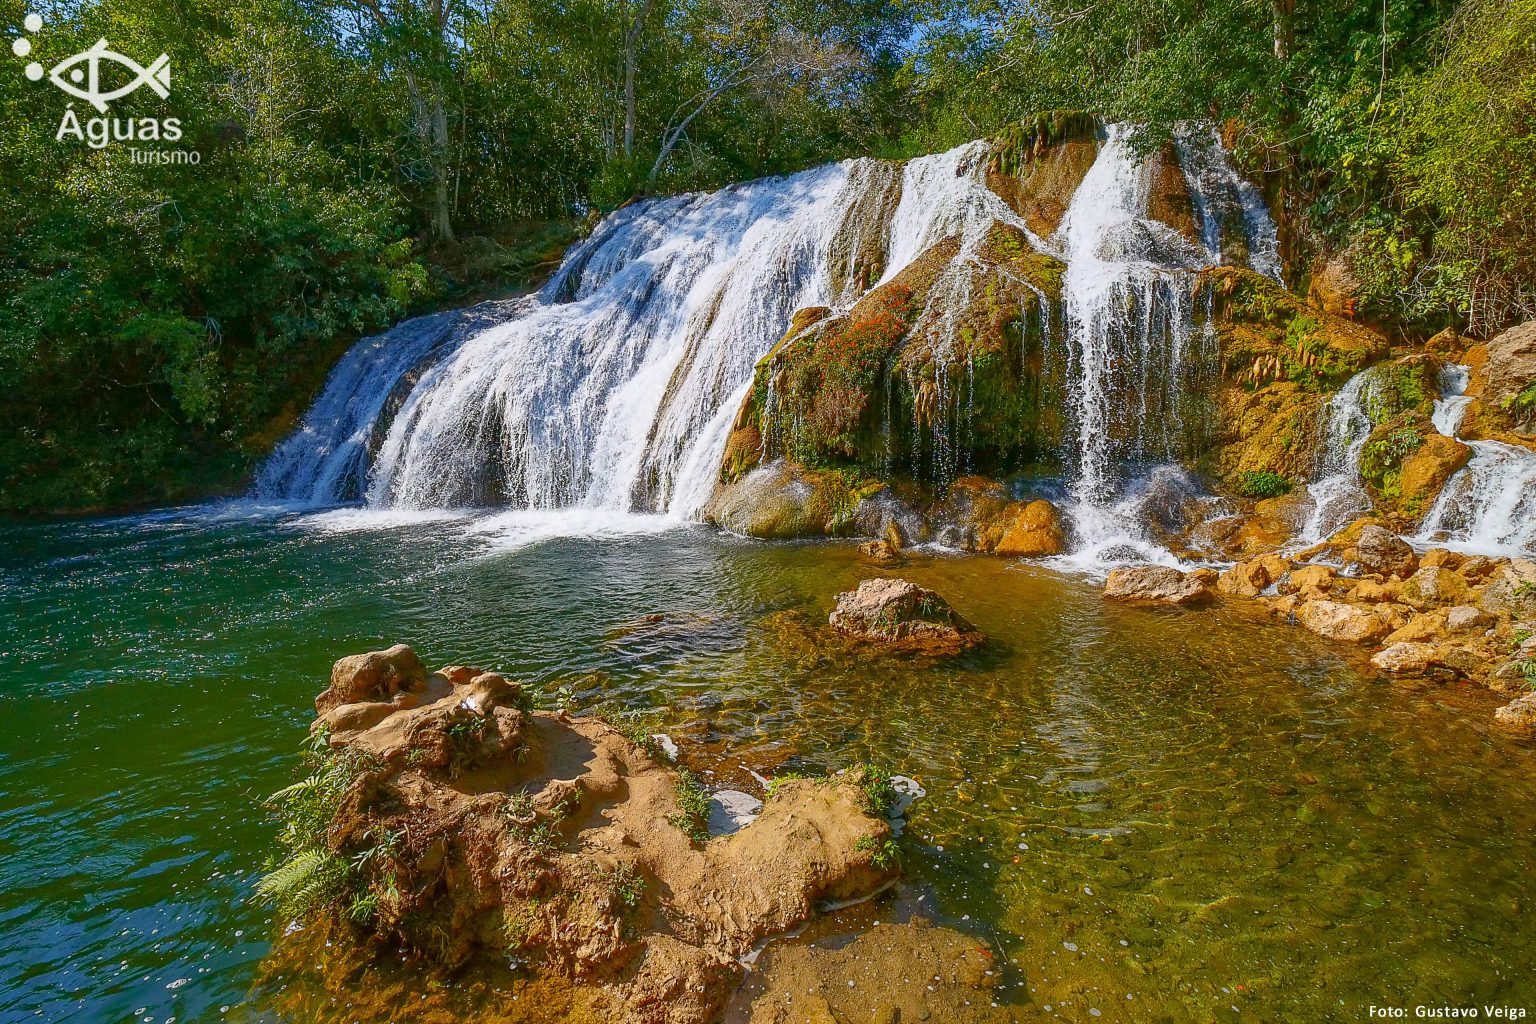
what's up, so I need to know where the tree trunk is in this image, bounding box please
[403,71,454,244]
[622,0,657,158]
[1270,0,1295,61]
[430,82,455,244]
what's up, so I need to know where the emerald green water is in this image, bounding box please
[2,505,1533,1023]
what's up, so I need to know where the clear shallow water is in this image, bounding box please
[1,506,1533,1023]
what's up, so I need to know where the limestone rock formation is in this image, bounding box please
[1295,600,1389,645]
[1494,692,1536,732]
[1399,566,1474,610]
[829,578,983,655]
[264,646,905,1024]
[1370,642,1441,675]
[1354,525,1418,578]
[1483,321,1536,434]
[317,643,428,714]
[1103,565,1214,605]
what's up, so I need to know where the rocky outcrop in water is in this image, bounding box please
[1217,545,1536,703]
[265,646,908,1024]
[829,578,982,655]
[1103,565,1215,605]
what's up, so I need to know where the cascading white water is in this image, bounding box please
[1051,126,1278,567]
[1414,364,1536,556]
[260,163,889,515]
[1293,367,1382,545]
[255,306,488,504]
[1175,126,1283,281]
[260,125,1283,564]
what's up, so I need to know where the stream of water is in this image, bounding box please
[2,508,1533,1023]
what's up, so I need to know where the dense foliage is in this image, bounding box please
[1,0,1532,513]
[904,0,1536,336]
[0,0,906,513]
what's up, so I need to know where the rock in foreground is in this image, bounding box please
[264,646,904,1024]
[829,578,983,655]
[1494,692,1536,732]
[1103,564,1214,606]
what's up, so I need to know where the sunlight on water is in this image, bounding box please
[1,514,1532,1022]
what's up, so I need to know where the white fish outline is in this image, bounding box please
[48,38,170,113]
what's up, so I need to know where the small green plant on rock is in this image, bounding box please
[604,863,647,911]
[1237,470,1292,499]
[847,763,899,817]
[855,834,901,870]
[668,768,711,843]
[1503,382,1536,420]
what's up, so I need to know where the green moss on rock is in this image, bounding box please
[735,222,1066,489]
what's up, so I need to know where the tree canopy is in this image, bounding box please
[1,0,1532,513]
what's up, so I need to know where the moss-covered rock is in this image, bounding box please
[1202,267,1392,495]
[729,222,1065,490]
[985,112,1102,238]
[1358,415,1470,523]
[1207,267,1390,392]
[702,462,888,540]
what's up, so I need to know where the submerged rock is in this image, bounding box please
[724,917,1010,1024]
[1103,565,1214,605]
[828,578,982,655]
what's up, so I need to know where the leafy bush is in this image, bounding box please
[1237,471,1292,499]
[255,732,384,921]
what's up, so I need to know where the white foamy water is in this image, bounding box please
[259,127,1283,564]
[1050,126,1277,570]
[1293,367,1381,546]
[1415,364,1536,557]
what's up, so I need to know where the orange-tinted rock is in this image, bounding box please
[1295,600,1389,645]
[318,644,427,715]
[990,499,1067,557]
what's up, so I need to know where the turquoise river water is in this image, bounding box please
[1,504,1533,1023]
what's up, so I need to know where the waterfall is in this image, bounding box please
[1293,367,1381,546]
[1050,126,1273,567]
[259,162,889,515]
[259,125,1282,565]
[1414,364,1536,556]
[254,306,483,505]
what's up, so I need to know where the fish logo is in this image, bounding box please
[46,38,170,113]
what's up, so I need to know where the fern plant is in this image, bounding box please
[255,735,384,921]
